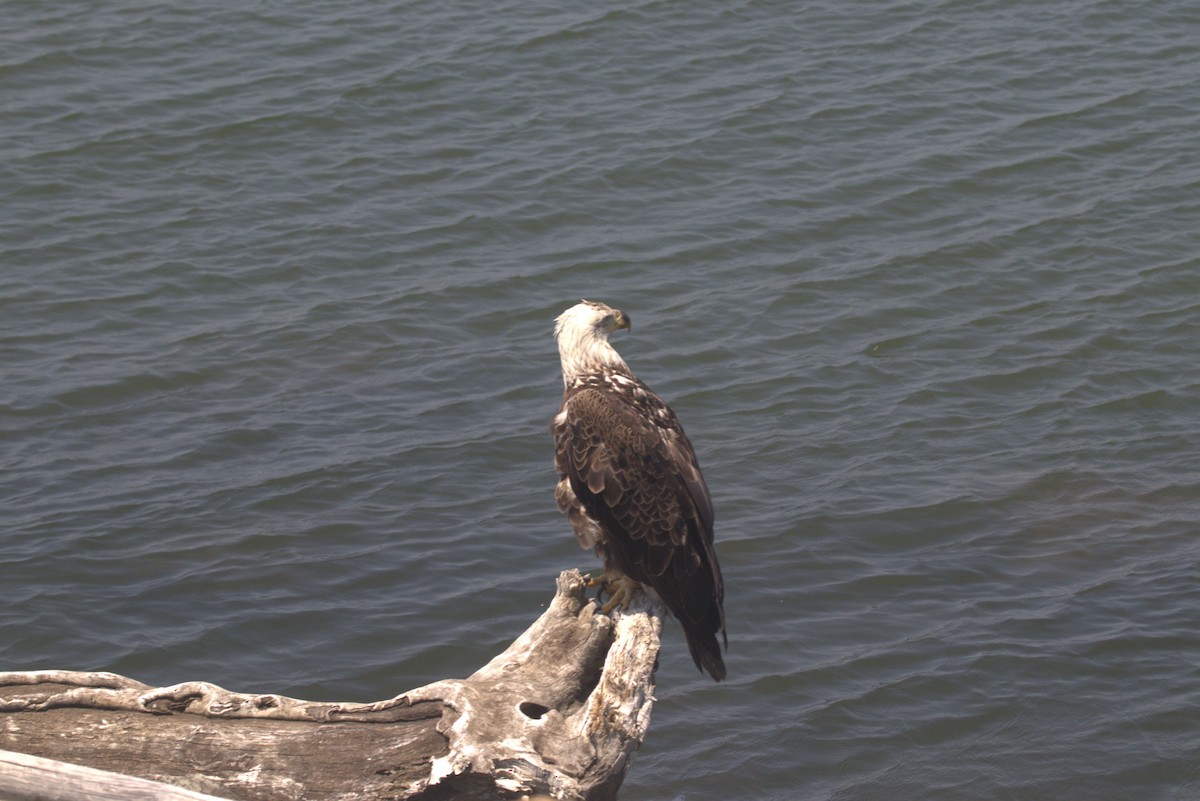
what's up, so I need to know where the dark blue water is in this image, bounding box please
[3,2,1199,799]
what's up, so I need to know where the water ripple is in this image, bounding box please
[4,2,1200,800]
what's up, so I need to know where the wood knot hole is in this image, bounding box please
[519,701,550,720]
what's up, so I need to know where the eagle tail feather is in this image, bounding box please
[684,625,727,682]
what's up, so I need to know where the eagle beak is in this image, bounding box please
[615,311,632,332]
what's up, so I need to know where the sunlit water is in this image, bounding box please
[3,2,1199,799]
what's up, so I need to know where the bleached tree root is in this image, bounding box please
[0,570,662,801]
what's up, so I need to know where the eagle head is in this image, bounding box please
[555,300,631,338]
[554,300,632,384]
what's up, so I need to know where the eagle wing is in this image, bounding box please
[553,382,726,678]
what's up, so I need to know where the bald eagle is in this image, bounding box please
[551,300,727,681]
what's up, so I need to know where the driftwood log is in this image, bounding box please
[0,570,662,801]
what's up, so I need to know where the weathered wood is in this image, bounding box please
[0,748,235,801]
[0,570,662,801]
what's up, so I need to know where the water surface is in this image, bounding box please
[3,2,1199,799]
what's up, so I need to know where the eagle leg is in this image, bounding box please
[597,572,641,615]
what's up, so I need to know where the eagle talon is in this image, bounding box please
[585,575,608,607]
[596,574,640,615]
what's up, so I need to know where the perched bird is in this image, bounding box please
[551,300,727,680]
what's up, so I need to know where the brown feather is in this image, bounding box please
[552,374,726,681]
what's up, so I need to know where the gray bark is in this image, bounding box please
[0,570,661,801]
[0,749,236,801]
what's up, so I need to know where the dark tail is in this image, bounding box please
[683,619,727,681]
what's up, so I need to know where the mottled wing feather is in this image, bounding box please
[667,436,715,532]
[552,379,726,678]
